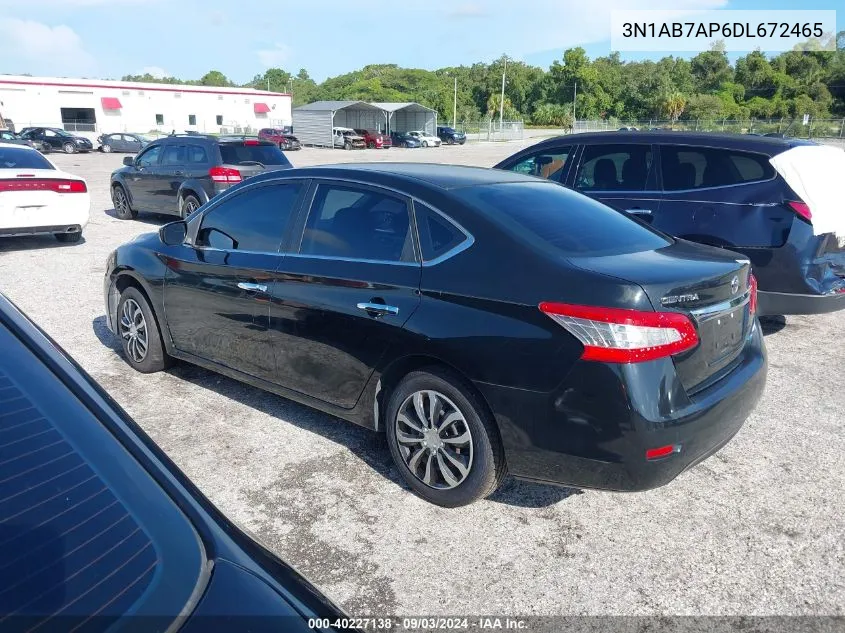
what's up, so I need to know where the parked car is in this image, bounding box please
[618,126,639,131]
[258,128,302,151]
[390,132,421,148]
[98,132,151,153]
[19,127,94,153]
[0,130,36,148]
[495,131,845,316]
[436,126,466,145]
[109,134,292,221]
[0,142,89,242]
[407,130,441,147]
[332,127,366,150]
[0,291,349,631]
[104,163,766,507]
[353,129,391,149]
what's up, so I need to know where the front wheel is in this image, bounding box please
[41,143,51,154]
[101,144,112,153]
[385,368,506,507]
[422,141,428,147]
[367,142,375,149]
[344,141,352,150]
[116,287,172,373]
[63,142,76,154]
[112,184,137,220]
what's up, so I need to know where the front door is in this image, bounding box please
[570,143,659,224]
[267,181,421,408]
[163,179,306,381]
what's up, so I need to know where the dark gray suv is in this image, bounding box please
[109,135,293,220]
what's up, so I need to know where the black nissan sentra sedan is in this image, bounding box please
[104,164,767,507]
[0,292,349,631]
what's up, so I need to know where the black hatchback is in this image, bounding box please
[110,135,292,221]
[496,132,845,316]
[104,164,766,507]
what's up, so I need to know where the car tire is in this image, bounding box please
[55,231,82,243]
[385,368,506,507]
[112,184,137,220]
[422,141,428,147]
[344,141,352,150]
[180,194,201,219]
[101,144,112,153]
[63,142,76,154]
[116,287,172,374]
[367,142,375,149]
[41,143,51,154]
[402,141,408,148]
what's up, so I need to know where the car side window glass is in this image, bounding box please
[137,145,161,167]
[575,144,653,192]
[45,130,56,137]
[197,183,302,252]
[660,147,775,191]
[507,147,572,182]
[300,184,414,263]
[161,144,186,166]
[186,144,208,164]
[414,203,468,262]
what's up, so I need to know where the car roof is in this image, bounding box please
[250,162,537,190]
[0,140,37,150]
[531,130,813,153]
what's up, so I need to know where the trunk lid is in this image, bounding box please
[571,239,753,394]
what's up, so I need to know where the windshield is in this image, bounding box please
[218,143,291,166]
[0,147,55,169]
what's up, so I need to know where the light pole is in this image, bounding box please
[453,76,457,128]
[499,57,507,131]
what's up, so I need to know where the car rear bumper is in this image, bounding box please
[477,320,767,492]
[0,224,83,237]
[758,289,845,315]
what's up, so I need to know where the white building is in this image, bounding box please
[0,75,292,139]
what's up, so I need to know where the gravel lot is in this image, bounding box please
[1,143,843,618]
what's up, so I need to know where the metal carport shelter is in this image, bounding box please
[292,101,387,148]
[374,102,437,136]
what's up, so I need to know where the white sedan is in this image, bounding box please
[0,142,89,243]
[408,131,441,147]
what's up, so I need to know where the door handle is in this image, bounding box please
[625,208,652,216]
[238,282,267,293]
[357,302,399,316]
[174,170,185,176]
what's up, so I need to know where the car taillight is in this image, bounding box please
[209,167,242,183]
[0,179,87,193]
[538,302,699,363]
[787,200,812,223]
[748,273,758,317]
[243,140,260,145]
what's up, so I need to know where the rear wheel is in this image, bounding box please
[55,231,82,243]
[385,368,505,507]
[112,184,137,220]
[63,142,76,154]
[180,194,200,219]
[116,287,172,373]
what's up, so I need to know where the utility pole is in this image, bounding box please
[267,77,270,91]
[572,81,577,131]
[499,57,507,131]
[453,76,457,128]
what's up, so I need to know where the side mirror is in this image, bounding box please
[123,156,135,167]
[159,221,187,246]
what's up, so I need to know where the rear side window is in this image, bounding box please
[414,203,468,262]
[197,182,302,252]
[504,147,571,183]
[661,146,775,191]
[186,144,208,164]
[455,182,670,257]
[161,144,186,166]
[575,144,653,191]
[219,143,291,167]
[0,147,54,170]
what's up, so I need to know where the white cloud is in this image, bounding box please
[0,18,95,75]
[138,66,169,78]
[257,44,291,68]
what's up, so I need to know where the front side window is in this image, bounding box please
[197,182,302,252]
[299,184,414,263]
[575,144,653,192]
[137,145,161,167]
[660,146,776,191]
[505,147,572,182]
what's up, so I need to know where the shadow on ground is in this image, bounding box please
[91,316,577,508]
[104,208,173,225]
[0,235,86,253]
[760,315,787,336]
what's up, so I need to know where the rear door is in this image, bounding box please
[156,143,187,214]
[571,143,659,222]
[656,144,789,249]
[125,144,162,210]
[267,180,421,408]
[163,179,306,381]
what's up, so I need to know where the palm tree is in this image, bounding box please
[662,92,687,127]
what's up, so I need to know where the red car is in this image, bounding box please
[258,128,301,151]
[353,129,391,149]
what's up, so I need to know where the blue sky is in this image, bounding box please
[0,0,840,83]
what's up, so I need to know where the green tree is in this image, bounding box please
[199,70,232,87]
[661,92,687,122]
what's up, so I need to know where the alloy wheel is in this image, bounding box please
[113,187,129,215]
[119,298,149,363]
[183,198,198,216]
[395,390,473,489]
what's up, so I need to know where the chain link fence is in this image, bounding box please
[458,119,525,142]
[571,118,845,138]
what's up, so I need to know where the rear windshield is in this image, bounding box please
[0,147,54,170]
[455,181,671,257]
[218,143,291,166]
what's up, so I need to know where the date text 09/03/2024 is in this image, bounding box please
[308,617,529,630]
